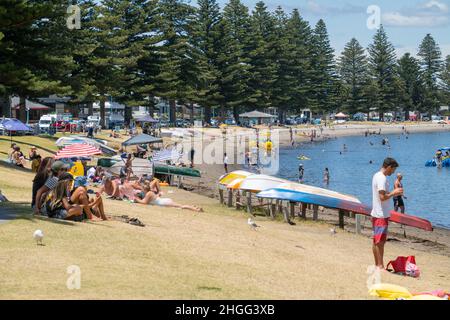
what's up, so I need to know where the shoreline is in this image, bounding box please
[181,123,450,253]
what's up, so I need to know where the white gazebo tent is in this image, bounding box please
[239,110,277,125]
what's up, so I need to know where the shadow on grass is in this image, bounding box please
[0,136,57,155]
[0,202,77,226]
[0,202,117,229]
[0,159,33,173]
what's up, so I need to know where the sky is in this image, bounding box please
[209,0,450,58]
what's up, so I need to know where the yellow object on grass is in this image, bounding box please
[369,283,413,300]
[69,161,84,178]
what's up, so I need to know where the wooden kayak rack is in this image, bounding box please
[218,187,360,231]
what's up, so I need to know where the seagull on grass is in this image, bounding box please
[33,230,44,245]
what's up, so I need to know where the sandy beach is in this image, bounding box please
[0,122,449,299]
[0,160,449,299]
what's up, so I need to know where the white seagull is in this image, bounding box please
[329,228,337,235]
[248,218,260,230]
[33,230,44,245]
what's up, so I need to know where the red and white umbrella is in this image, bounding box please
[55,143,102,159]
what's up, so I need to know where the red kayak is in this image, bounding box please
[257,188,433,231]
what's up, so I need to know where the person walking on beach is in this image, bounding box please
[223,153,229,173]
[124,154,134,181]
[289,127,294,146]
[393,173,406,213]
[371,158,403,269]
[323,168,330,185]
[298,164,304,183]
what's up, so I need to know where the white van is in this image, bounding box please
[38,114,57,133]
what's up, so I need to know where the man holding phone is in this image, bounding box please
[371,158,404,269]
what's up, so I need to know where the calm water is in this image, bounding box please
[276,131,450,229]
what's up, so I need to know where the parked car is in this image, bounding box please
[175,119,190,128]
[224,118,236,125]
[209,119,219,128]
[159,120,170,128]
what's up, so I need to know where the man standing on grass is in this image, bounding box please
[371,158,403,269]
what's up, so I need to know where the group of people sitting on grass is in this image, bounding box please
[8,143,41,172]
[31,157,203,222]
[98,172,203,212]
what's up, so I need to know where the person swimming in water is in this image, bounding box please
[323,168,330,185]
[298,164,304,183]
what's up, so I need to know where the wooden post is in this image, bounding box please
[301,202,307,219]
[355,213,362,234]
[289,202,295,219]
[246,191,252,215]
[227,189,233,208]
[338,210,345,229]
[270,202,276,220]
[283,206,290,224]
[219,189,224,204]
[235,191,241,210]
[313,205,319,221]
[277,200,283,213]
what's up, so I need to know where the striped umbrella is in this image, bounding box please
[152,148,182,163]
[55,143,102,159]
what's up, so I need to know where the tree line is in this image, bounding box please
[1,0,449,127]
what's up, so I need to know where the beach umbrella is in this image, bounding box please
[152,148,182,163]
[56,136,116,156]
[0,118,31,142]
[335,112,349,118]
[122,133,162,146]
[55,136,86,147]
[55,143,102,159]
[134,115,158,123]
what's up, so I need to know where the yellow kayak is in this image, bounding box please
[218,171,253,189]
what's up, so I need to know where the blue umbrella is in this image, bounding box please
[1,118,31,131]
[0,118,31,142]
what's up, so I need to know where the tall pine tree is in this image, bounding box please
[368,25,397,121]
[284,9,313,118]
[396,53,424,119]
[338,38,368,115]
[310,19,335,115]
[193,0,223,124]
[441,55,450,106]
[216,0,251,121]
[246,1,278,111]
[418,33,442,115]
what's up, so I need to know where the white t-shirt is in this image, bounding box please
[371,171,391,218]
[224,156,229,165]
